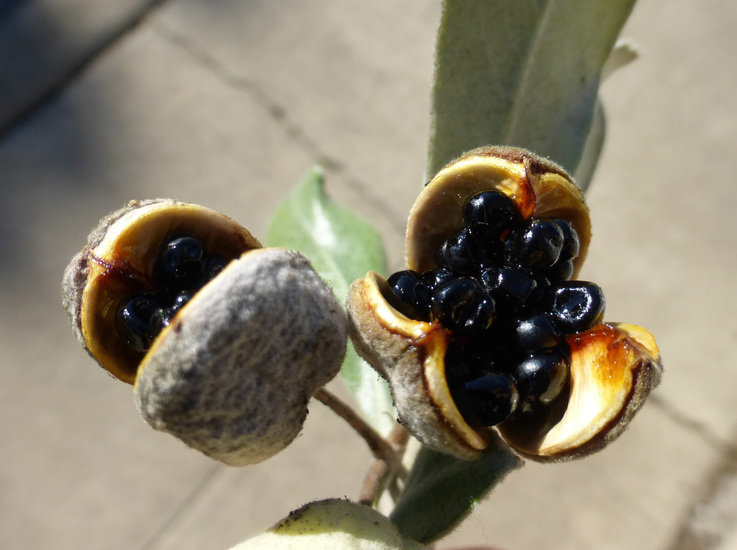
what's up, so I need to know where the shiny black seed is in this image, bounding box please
[445,340,514,384]
[511,314,561,351]
[547,281,605,334]
[148,292,193,340]
[528,275,552,305]
[444,342,483,387]
[203,255,229,283]
[463,191,518,235]
[554,219,580,262]
[157,235,205,293]
[171,291,194,311]
[436,225,503,274]
[421,266,456,291]
[455,373,518,426]
[480,267,537,313]
[504,220,564,272]
[387,270,432,321]
[148,308,172,340]
[543,259,575,282]
[116,294,162,352]
[431,277,495,334]
[514,350,570,414]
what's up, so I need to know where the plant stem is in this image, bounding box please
[313,387,395,464]
[313,388,410,506]
[359,424,409,506]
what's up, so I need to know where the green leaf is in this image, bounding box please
[266,168,395,436]
[427,0,637,180]
[391,435,523,544]
[391,434,523,544]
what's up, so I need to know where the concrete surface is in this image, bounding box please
[1,0,736,549]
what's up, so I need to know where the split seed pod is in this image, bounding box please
[63,199,347,466]
[347,146,662,462]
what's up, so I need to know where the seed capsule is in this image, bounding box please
[63,199,347,466]
[348,146,662,462]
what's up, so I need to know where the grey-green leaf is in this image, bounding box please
[266,168,395,436]
[391,434,523,544]
[427,0,637,181]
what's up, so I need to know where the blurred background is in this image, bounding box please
[1,1,736,549]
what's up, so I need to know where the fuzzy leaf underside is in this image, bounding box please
[427,0,637,187]
[391,435,523,544]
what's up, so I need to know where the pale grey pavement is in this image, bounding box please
[2,1,736,549]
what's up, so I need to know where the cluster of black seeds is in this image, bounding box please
[115,234,231,352]
[387,190,605,428]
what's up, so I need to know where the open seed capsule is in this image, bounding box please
[347,146,662,462]
[63,199,347,466]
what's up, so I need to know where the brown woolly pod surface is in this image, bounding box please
[406,146,590,278]
[62,199,261,384]
[134,248,347,466]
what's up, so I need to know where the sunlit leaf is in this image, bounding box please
[427,0,637,181]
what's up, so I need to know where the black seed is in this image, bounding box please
[171,291,194,311]
[514,350,570,414]
[445,339,514,384]
[387,270,432,321]
[547,281,605,334]
[528,275,552,305]
[454,373,518,426]
[543,259,575,282]
[511,314,561,351]
[436,225,503,274]
[554,219,580,262]
[421,266,456,291]
[444,341,483,387]
[480,267,537,313]
[148,307,172,340]
[203,255,229,283]
[157,235,205,293]
[504,220,564,272]
[463,191,518,235]
[431,277,495,334]
[116,294,162,352]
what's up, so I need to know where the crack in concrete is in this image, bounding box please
[151,20,407,236]
[651,393,737,461]
[138,464,222,550]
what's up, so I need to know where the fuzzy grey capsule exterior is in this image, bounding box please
[134,248,347,466]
